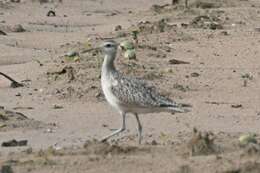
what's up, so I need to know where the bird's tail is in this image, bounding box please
[160,103,192,113]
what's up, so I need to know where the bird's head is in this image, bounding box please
[100,40,118,56]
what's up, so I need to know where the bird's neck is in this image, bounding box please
[102,53,116,75]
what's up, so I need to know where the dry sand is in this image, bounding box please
[0,0,260,172]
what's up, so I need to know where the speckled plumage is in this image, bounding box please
[109,71,180,112]
[99,40,191,144]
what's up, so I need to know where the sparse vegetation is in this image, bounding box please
[0,0,259,172]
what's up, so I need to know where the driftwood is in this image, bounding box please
[0,72,23,88]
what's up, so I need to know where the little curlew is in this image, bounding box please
[99,40,191,144]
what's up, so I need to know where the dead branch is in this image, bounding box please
[0,72,23,88]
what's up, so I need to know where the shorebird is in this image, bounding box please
[99,40,191,144]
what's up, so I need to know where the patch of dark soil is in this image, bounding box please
[141,71,163,80]
[173,83,191,92]
[150,4,171,13]
[224,161,260,173]
[136,19,177,34]
[190,15,223,30]
[188,0,239,9]
[83,140,150,155]
[169,59,190,65]
[0,107,46,131]
[191,1,221,9]
[2,139,28,147]
[47,66,76,83]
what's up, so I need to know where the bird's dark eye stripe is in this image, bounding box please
[106,44,112,47]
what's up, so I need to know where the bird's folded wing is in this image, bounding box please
[111,72,176,108]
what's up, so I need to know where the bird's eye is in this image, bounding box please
[105,44,112,48]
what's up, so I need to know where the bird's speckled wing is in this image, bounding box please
[110,72,177,108]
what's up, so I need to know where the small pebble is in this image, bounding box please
[114,25,122,31]
[15,93,21,97]
[191,72,200,77]
[11,24,26,32]
[151,140,158,145]
[66,51,78,57]
[53,105,63,109]
[231,104,242,108]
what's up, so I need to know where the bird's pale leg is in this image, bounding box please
[101,112,126,142]
[134,113,143,144]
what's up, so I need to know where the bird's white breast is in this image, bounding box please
[101,74,121,110]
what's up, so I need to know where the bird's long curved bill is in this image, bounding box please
[80,47,99,54]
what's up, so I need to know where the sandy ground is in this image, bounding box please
[0,0,260,172]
